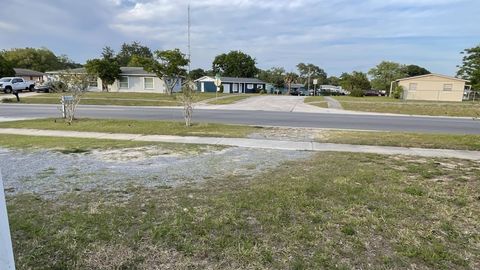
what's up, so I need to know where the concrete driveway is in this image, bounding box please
[197,95,331,113]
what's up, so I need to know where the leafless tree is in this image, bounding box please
[178,81,196,126]
[54,72,89,124]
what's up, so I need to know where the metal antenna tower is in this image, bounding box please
[187,3,191,72]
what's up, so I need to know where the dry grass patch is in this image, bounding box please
[8,153,480,269]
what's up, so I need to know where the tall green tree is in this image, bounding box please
[85,47,121,92]
[403,64,430,77]
[150,48,189,95]
[284,72,299,94]
[296,63,327,88]
[0,55,15,77]
[368,61,406,93]
[189,68,207,80]
[340,71,371,96]
[327,76,340,86]
[258,67,286,88]
[1,47,80,72]
[457,44,480,90]
[116,41,153,66]
[212,51,258,77]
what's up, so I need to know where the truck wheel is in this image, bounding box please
[4,87,12,94]
[29,85,35,92]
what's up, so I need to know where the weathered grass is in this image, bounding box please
[331,96,480,117]
[18,92,224,106]
[304,96,328,108]
[8,153,480,269]
[0,134,213,153]
[206,95,253,105]
[318,130,480,150]
[0,118,259,138]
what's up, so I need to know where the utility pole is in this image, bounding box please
[187,3,191,73]
[307,66,311,95]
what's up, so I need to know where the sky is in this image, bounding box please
[0,0,479,76]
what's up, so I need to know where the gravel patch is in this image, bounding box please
[0,147,311,199]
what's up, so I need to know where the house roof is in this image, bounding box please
[14,68,45,77]
[395,73,469,82]
[195,76,266,84]
[46,67,156,76]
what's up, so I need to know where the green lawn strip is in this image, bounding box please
[16,92,223,106]
[304,96,329,108]
[206,95,253,105]
[340,102,480,117]
[0,118,260,138]
[8,152,479,269]
[330,96,480,117]
[0,134,214,154]
[318,130,480,151]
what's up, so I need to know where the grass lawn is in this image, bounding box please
[8,152,480,269]
[331,96,480,117]
[318,130,480,151]
[206,95,253,105]
[15,92,223,106]
[304,96,328,108]
[0,134,215,154]
[0,118,260,138]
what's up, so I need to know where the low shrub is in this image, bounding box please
[349,89,364,97]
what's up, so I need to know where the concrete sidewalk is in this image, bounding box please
[1,128,479,160]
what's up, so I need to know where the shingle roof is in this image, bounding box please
[119,67,156,76]
[46,67,156,76]
[14,68,45,77]
[195,76,266,84]
[395,73,469,82]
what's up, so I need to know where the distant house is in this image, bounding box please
[14,68,44,82]
[46,67,181,93]
[391,74,470,102]
[195,76,266,94]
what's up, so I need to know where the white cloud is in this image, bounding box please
[0,0,478,75]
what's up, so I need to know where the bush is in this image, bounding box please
[349,89,364,97]
[393,85,404,99]
[259,89,266,94]
[1,98,14,103]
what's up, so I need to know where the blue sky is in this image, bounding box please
[0,0,478,76]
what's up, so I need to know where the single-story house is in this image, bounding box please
[195,76,266,93]
[14,68,45,82]
[46,67,181,93]
[390,74,470,102]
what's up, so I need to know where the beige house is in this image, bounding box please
[391,74,469,102]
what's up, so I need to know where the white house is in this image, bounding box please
[46,67,182,93]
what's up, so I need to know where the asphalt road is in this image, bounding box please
[1,103,480,134]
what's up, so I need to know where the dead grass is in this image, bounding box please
[8,152,480,269]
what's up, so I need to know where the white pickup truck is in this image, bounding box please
[0,77,36,93]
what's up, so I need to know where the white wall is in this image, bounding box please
[109,76,167,93]
[0,172,15,270]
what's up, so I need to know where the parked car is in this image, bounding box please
[364,89,381,96]
[34,81,67,93]
[290,89,308,96]
[0,77,35,93]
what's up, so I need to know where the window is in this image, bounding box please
[119,76,129,88]
[144,77,154,89]
[247,84,254,89]
[88,76,98,87]
[409,83,417,91]
[443,84,453,91]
